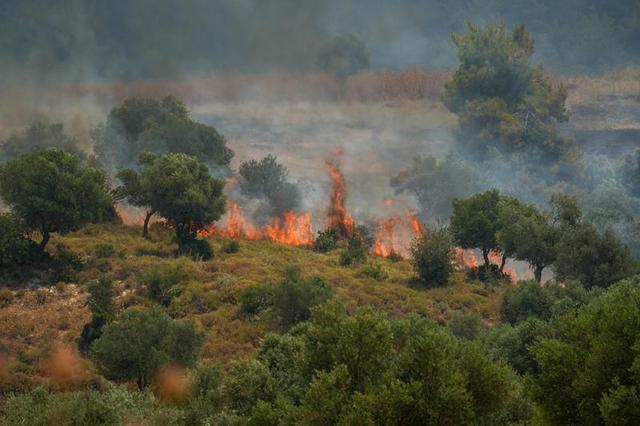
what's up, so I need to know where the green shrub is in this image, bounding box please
[239,286,273,318]
[359,263,388,281]
[0,213,33,266]
[339,235,367,266]
[410,228,454,288]
[80,277,116,353]
[313,228,339,253]
[178,238,213,261]
[272,267,334,327]
[91,308,204,389]
[140,261,190,306]
[500,280,551,325]
[448,311,484,340]
[223,239,240,254]
[94,244,116,258]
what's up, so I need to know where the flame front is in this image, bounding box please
[265,212,314,245]
[324,158,353,236]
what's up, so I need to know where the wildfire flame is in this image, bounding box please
[455,248,480,268]
[199,202,313,245]
[372,207,425,258]
[324,158,354,236]
[372,217,401,257]
[265,212,314,245]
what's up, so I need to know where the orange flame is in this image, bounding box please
[455,248,480,268]
[324,158,353,236]
[373,217,400,257]
[265,212,314,245]
[405,209,424,237]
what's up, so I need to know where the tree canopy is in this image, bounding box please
[0,121,83,161]
[91,308,203,389]
[116,152,225,255]
[94,96,233,170]
[443,23,573,162]
[0,148,115,251]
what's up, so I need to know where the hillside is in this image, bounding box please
[0,223,505,394]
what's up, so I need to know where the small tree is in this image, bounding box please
[238,154,300,217]
[450,189,502,266]
[410,227,454,288]
[117,152,225,256]
[79,277,115,353]
[0,148,115,252]
[272,266,334,328]
[497,200,558,283]
[91,308,203,389]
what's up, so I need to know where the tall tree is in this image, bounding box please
[443,23,573,162]
[450,189,502,266]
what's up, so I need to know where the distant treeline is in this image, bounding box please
[0,0,638,80]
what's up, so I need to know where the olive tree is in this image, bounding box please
[0,148,115,252]
[116,152,225,257]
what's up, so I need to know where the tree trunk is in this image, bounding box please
[534,265,543,284]
[499,253,507,274]
[482,249,490,267]
[39,229,50,252]
[137,376,143,391]
[142,210,154,239]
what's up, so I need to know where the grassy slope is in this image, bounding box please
[0,223,505,392]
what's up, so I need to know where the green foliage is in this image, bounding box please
[238,154,301,217]
[338,233,367,266]
[0,121,82,161]
[0,148,115,251]
[178,238,213,261]
[359,262,388,281]
[271,267,334,328]
[2,385,177,426]
[555,223,635,288]
[312,228,339,253]
[0,213,33,266]
[316,33,370,77]
[450,189,502,265]
[530,279,640,424]
[140,261,190,307]
[95,96,233,170]
[223,359,275,415]
[117,152,225,252]
[500,281,551,325]
[448,311,484,340]
[80,277,116,353]
[94,244,116,258]
[497,198,557,283]
[91,307,204,389]
[443,23,573,162]
[410,227,454,287]
[239,285,273,318]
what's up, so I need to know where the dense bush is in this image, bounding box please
[500,281,551,325]
[271,267,334,328]
[0,213,33,266]
[0,148,115,252]
[530,279,640,424]
[140,261,190,307]
[178,238,213,261]
[410,227,454,287]
[91,308,203,389]
[222,239,240,254]
[312,228,339,253]
[238,285,273,318]
[339,234,367,266]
